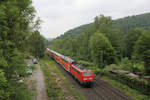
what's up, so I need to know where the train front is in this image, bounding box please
[81,70,93,85]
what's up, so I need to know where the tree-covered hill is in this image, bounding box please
[58,12,150,38]
[113,12,150,33]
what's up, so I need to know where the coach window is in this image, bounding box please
[76,69,79,74]
[72,67,76,72]
[74,68,79,74]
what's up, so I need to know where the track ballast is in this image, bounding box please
[55,62,133,100]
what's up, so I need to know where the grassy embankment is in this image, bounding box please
[40,56,85,100]
[78,60,150,100]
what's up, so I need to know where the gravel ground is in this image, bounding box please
[26,64,49,100]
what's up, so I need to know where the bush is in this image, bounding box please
[10,83,32,100]
[118,58,133,71]
[104,64,118,71]
[131,62,145,73]
[105,58,146,73]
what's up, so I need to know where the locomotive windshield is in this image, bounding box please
[83,72,92,76]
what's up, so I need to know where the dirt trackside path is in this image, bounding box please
[26,64,48,100]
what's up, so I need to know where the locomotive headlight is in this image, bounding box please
[83,78,88,80]
[83,77,92,80]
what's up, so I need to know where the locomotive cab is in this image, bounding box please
[82,70,93,85]
[72,63,94,85]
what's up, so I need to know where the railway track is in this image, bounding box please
[55,62,134,100]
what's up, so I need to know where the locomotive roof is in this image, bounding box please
[73,64,87,71]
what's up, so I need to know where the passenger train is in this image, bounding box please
[45,48,94,85]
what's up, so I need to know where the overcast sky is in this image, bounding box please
[32,0,150,38]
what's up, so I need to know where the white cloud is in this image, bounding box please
[32,0,150,38]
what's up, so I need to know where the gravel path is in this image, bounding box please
[27,64,48,100]
[35,65,48,100]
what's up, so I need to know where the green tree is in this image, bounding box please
[94,16,99,30]
[28,31,45,58]
[0,0,41,99]
[94,15,124,59]
[89,32,117,67]
[73,24,96,60]
[94,15,113,34]
[134,30,150,73]
[0,0,35,79]
[125,28,143,58]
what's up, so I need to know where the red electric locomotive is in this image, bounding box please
[45,48,94,85]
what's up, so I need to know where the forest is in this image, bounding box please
[0,0,45,100]
[50,13,150,75]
